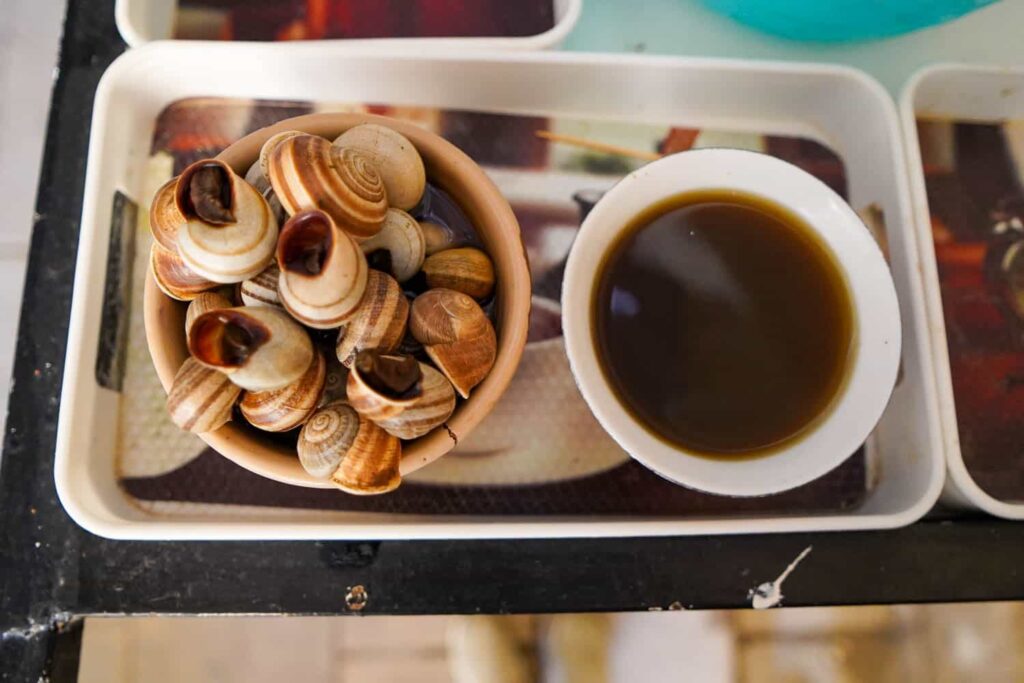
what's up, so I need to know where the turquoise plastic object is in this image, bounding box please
[700,0,999,42]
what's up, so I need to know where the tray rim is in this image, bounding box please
[900,62,1024,519]
[54,45,946,540]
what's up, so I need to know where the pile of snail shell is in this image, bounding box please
[152,123,498,495]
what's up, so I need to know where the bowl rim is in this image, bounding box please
[144,112,531,489]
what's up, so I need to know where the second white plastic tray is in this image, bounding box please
[901,64,1024,519]
[116,0,581,49]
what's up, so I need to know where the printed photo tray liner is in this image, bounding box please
[113,97,869,518]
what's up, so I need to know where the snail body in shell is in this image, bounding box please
[346,350,456,440]
[359,209,426,284]
[185,290,233,342]
[335,270,409,368]
[276,210,369,329]
[174,159,279,284]
[188,305,313,392]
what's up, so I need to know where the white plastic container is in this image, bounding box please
[901,64,1024,519]
[115,0,582,49]
[55,45,944,539]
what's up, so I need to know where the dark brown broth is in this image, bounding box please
[592,189,854,458]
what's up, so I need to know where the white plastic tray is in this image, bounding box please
[901,64,1024,519]
[56,45,944,539]
[115,0,581,49]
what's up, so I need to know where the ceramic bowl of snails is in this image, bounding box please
[143,113,531,493]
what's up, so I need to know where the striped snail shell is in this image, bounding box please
[149,176,183,251]
[188,305,313,392]
[166,357,240,433]
[240,349,326,432]
[346,350,456,440]
[409,288,497,399]
[276,210,368,329]
[174,159,279,284]
[259,130,303,180]
[267,133,387,240]
[333,124,425,211]
[335,270,409,368]
[330,413,402,495]
[240,262,282,308]
[359,209,426,283]
[150,243,216,302]
[297,401,360,479]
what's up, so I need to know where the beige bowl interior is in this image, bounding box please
[144,113,531,488]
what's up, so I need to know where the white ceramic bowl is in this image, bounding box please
[562,148,901,497]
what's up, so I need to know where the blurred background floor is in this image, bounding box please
[76,602,1024,683]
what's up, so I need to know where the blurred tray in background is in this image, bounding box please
[115,0,582,49]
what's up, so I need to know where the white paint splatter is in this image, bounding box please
[749,546,813,609]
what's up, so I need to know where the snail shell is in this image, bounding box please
[330,413,402,495]
[267,133,387,240]
[347,351,456,440]
[258,130,303,179]
[344,349,420,423]
[410,288,497,399]
[297,401,359,479]
[150,176,183,251]
[166,357,241,433]
[276,210,368,329]
[335,270,409,368]
[359,209,426,283]
[188,305,314,392]
[422,247,495,300]
[420,220,465,256]
[240,349,326,432]
[333,124,426,211]
[240,262,282,308]
[175,159,279,284]
[185,290,233,342]
[150,243,217,301]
